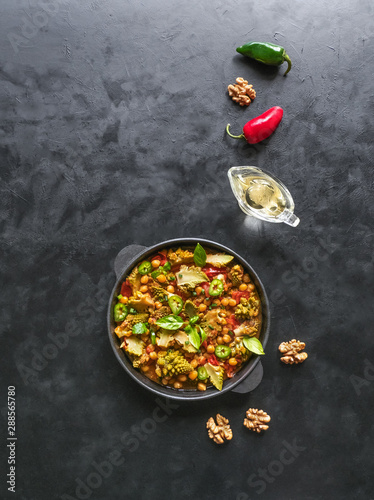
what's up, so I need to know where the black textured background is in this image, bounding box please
[1,1,374,499]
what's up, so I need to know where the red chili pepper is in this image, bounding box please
[227,314,240,329]
[232,290,250,304]
[120,280,132,297]
[224,362,235,378]
[174,288,188,301]
[208,354,220,366]
[226,106,283,144]
[201,282,211,296]
[152,253,167,266]
[202,266,227,279]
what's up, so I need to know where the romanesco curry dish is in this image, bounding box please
[114,244,264,392]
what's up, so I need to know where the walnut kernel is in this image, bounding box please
[243,408,271,433]
[206,414,233,444]
[279,339,308,365]
[228,77,256,106]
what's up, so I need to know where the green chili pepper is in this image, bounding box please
[114,303,128,322]
[150,330,157,345]
[215,345,231,359]
[138,261,152,275]
[168,295,184,315]
[197,366,208,380]
[236,41,292,76]
[209,279,224,296]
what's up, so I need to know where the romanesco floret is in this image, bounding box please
[235,296,260,320]
[116,313,149,336]
[125,336,145,357]
[128,292,154,311]
[151,286,168,302]
[229,265,244,287]
[128,267,141,293]
[132,352,149,368]
[153,306,171,320]
[167,248,194,266]
[234,298,252,320]
[156,349,193,377]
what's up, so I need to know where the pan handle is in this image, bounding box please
[230,361,263,393]
[114,245,148,280]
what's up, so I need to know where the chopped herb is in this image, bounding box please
[211,303,218,308]
[132,322,148,335]
[208,325,214,330]
[117,294,123,299]
[185,340,190,345]
[162,261,171,272]
[178,274,182,278]
[129,308,137,315]
[192,291,197,296]
[169,276,176,281]
[228,330,233,336]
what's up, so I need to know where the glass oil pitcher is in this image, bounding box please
[228,166,300,227]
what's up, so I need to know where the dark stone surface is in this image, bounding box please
[1,0,373,499]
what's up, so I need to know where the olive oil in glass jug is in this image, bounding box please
[228,166,300,227]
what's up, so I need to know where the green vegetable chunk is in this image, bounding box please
[176,265,209,292]
[132,322,148,335]
[156,349,193,378]
[184,299,198,319]
[124,336,145,357]
[205,253,234,267]
[209,279,224,296]
[215,345,231,359]
[236,41,292,76]
[243,336,265,355]
[155,315,184,330]
[185,324,201,350]
[168,295,184,315]
[205,363,224,391]
[114,303,128,322]
[150,330,157,345]
[197,366,208,380]
[194,243,207,267]
[162,261,171,272]
[138,261,152,275]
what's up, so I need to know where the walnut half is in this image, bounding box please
[207,414,233,444]
[243,408,271,433]
[228,77,256,106]
[279,339,308,365]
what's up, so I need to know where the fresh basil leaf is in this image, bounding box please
[186,325,201,350]
[199,326,207,343]
[155,315,184,330]
[194,243,207,267]
[189,315,200,325]
[243,336,265,355]
[132,322,148,335]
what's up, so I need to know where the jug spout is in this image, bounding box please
[280,209,300,227]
